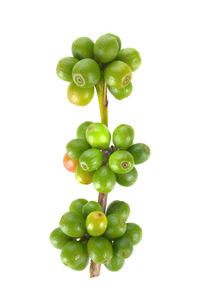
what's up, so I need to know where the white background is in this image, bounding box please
[0,0,200,303]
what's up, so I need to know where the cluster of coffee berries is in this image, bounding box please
[63,121,150,192]
[56,34,141,105]
[50,199,142,272]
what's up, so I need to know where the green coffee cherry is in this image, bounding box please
[109,150,134,174]
[94,34,119,63]
[61,240,88,270]
[67,83,94,106]
[93,166,116,193]
[105,254,125,271]
[113,124,134,149]
[87,236,113,264]
[72,59,101,88]
[76,121,93,140]
[86,123,111,149]
[69,199,88,215]
[66,138,90,160]
[72,37,94,59]
[86,211,108,236]
[116,167,138,187]
[79,148,103,172]
[104,214,127,239]
[104,60,132,89]
[128,143,150,164]
[113,236,133,259]
[108,82,133,100]
[124,223,142,245]
[82,201,103,218]
[49,227,72,249]
[75,164,94,185]
[106,200,130,221]
[56,57,79,82]
[117,48,141,71]
[59,211,86,237]
[106,33,121,49]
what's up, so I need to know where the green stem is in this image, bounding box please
[96,78,108,127]
[89,79,109,278]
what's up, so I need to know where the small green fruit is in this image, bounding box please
[117,48,141,72]
[109,150,134,174]
[106,33,121,49]
[69,198,88,215]
[128,143,150,164]
[106,200,130,221]
[72,58,101,88]
[113,124,134,149]
[104,214,127,239]
[113,236,133,259]
[124,223,142,245]
[86,123,111,149]
[82,201,103,218]
[93,166,116,193]
[116,167,138,187]
[72,37,94,59]
[86,211,108,236]
[76,121,93,140]
[94,34,119,63]
[67,83,94,106]
[79,148,103,172]
[104,60,132,89]
[66,138,90,160]
[75,164,94,185]
[49,227,72,249]
[108,82,133,100]
[56,57,79,82]
[87,237,113,264]
[105,254,125,271]
[61,240,88,270]
[59,211,86,238]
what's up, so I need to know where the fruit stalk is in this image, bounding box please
[89,80,108,278]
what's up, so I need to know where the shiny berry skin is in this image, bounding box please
[72,37,94,60]
[82,201,103,218]
[66,138,90,160]
[56,57,79,82]
[86,123,111,149]
[79,148,103,172]
[108,82,133,100]
[104,254,125,272]
[69,198,88,215]
[59,211,86,238]
[116,48,141,72]
[124,223,142,246]
[93,166,116,193]
[113,124,134,149]
[49,227,72,249]
[109,150,134,174]
[104,214,127,239]
[106,33,121,49]
[63,152,78,172]
[67,83,94,106]
[113,236,133,259]
[87,236,113,264]
[106,200,130,221]
[116,167,138,187]
[86,211,108,236]
[93,34,119,63]
[76,121,93,140]
[104,60,132,89]
[128,143,150,164]
[60,240,88,270]
[75,164,94,185]
[72,59,101,88]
